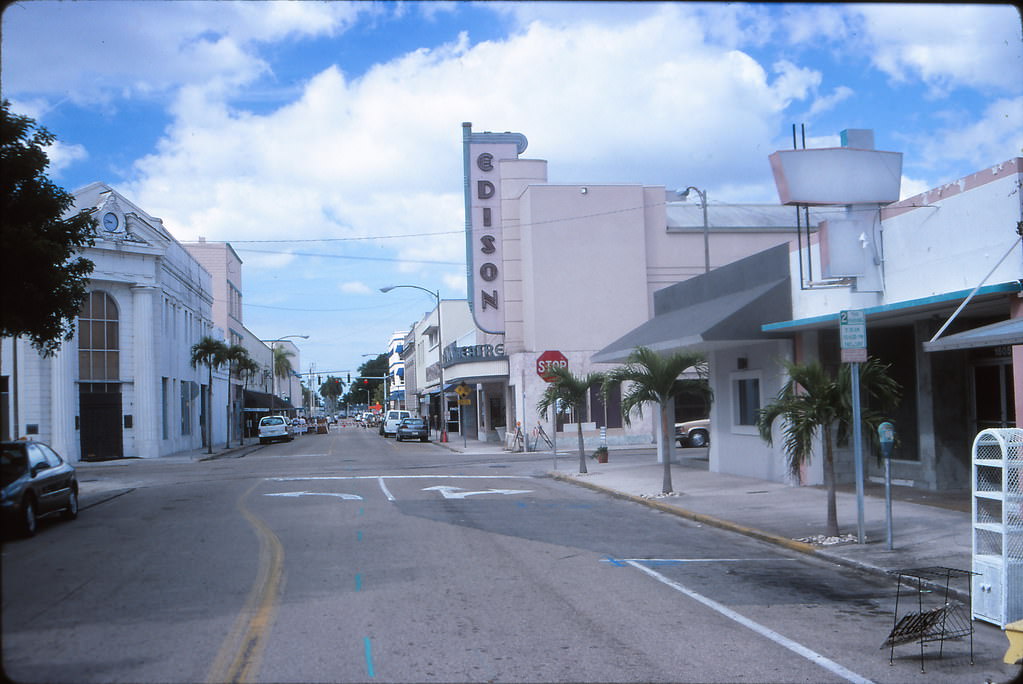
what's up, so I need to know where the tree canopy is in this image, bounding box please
[605,346,710,493]
[1,100,96,357]
[342,353,388,406]
[537,364,605,474]
[756,357,900,536]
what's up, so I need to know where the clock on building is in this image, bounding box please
[102,212,120,232]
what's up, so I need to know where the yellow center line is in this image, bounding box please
[207,480,285,684]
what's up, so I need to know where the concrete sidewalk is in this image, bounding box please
[439,440,975,600]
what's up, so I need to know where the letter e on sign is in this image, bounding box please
[536,350,569,382]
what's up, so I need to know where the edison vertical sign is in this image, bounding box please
[462,122,528,334]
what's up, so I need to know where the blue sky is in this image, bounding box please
[3,1,1021,380]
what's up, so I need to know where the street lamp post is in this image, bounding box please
[380,284,445,441]
[678,186,710,274]
[266,334,308,416]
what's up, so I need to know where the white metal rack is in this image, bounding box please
[971,428,1023,627]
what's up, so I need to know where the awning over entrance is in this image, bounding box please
[243,389,295,411]
[923,317,1023,352]
[593,278,790,363]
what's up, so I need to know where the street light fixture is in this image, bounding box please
[678,186,710,274]
[380,284,445,440]
[265,334,308,415]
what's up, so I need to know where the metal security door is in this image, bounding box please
[80,391,123,461]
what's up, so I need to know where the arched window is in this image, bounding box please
[78,291,120,383]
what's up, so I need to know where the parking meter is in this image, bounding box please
[878,421,895,459]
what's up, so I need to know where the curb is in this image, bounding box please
[550,472,817,555]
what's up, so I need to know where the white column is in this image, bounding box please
[49,338,77,461]
[132,286,160,458]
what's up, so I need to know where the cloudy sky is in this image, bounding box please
[4,1,1021,382]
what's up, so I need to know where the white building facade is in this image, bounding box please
[1,183,227,460]
[598,129,1023,491]
[385,330,408,409]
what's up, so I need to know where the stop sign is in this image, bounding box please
[536,350,568,382]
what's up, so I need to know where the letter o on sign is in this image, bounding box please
[479,262,499,282]
[536,350,568,382]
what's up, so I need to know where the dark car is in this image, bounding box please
[395,417,429,443]
[1,441,79,538]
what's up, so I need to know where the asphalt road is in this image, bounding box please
[1,427,1015,683]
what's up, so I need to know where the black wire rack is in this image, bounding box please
[882,566,975,672]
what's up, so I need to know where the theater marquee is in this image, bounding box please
[462,122,528,334]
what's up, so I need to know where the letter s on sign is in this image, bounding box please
[480,235,496,254]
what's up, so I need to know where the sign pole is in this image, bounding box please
[552,400,559,470]
[850,362,866,544]
[840,310,868,544]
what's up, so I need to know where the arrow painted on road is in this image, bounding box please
[422,485,532,499]
[265,491,364,500]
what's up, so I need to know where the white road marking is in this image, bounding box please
[422,485,533,499]
[625,560,874,684]
[264,491,363,500]
[267,475,532,481]
[377,477,395,501]
[602,558,799,564]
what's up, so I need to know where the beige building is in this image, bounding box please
[408,123,824,448]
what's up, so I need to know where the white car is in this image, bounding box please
[380,410,411,437]
[675,418,710,447]
[258,416,294,445]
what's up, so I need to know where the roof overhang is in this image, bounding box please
[593,278,791,364]
[924,316,1023,352]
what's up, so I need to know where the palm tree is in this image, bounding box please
[272,344,295,414]
[756,357,900,537]
[235,355,261,446]
[536,365,605,474]
[605,346,711,494]
[190,336,228,455]
[222,344,250,448]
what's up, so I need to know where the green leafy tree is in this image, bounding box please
[756,357,900,536]
[1,100,96,378]
[342,354,387,406]
[222,344,250,448]
[272,344,295,413]
[536,365,605,474]
[605,346,711,494]
[235,355,261,445]
[190,336,228,455]
[320,376,345,412]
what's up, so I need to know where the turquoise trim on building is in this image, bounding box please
[761,281,1022,332]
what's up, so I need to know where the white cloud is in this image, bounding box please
[899,175,932,201]
[923,96,1023,169]
[808,86,854,118]
[125,2,817,273]
[2,0,368,106]
[340,281,372,294]
[854,5,1023,95]
[45,140,88,178]
[777,5,852,46]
